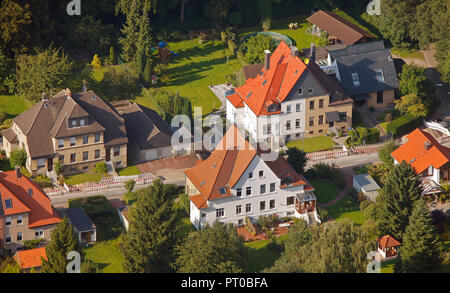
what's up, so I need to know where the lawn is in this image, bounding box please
[286,135,335,153]
[135,39,243,116]
[0,158,12,171]
[0,95,32,117]
[327,196,366,225]
[173,200,195,237]
[390,48,426,61]
[64,172,102,186]
[83,238,125,273]
[310,178,339,205]
[380,258,396,273]
[245,234,288,273]
[117,165,141,176]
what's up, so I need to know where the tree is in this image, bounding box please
[0,51,14,94]
[378,140,398,167]
[0,0,32,57]
[395,199,443,273]
[375,161,422,241]
[109,46,116,65]
[0,257,21,273]
[91,54,102,69]
[143,57,152,86]
[173,222,246,273]
[399,64,434,98]
[14,46,72,102]
[135,49,145,79]
[204,0,235,28]
[10,148,27,168]
[99,67,140,101]
[241,34,276,64]
[395,93,429,118]
[285,147,307,174]
[124,179,136,193]
[119,1,140,62]
[42,218,80,273]
[121,179,178,273]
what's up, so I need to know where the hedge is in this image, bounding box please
[387,114,421,136]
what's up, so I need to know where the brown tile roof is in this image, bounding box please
[11,89,127,158]
[1,128,18,143]
[306,10,375,46]
[14,247,47,269]
[0,170,61,227]
[378,235,401,248]
[242,63,264,80]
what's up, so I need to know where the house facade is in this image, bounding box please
[391,128,450,195]
[0,167,61,252]
[184,125,320,230]
[226,41,353,144]
[1,89,128,176]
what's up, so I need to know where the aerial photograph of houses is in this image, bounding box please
[0,0,449,280]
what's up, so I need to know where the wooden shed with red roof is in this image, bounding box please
[378,235,401,259]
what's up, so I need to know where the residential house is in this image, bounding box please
[325,41,399,109]
[306,10,375,46]
[184,125,320,230]
[59,207,96,245]
[1,89,128,176]
[0,167,61,252]
[353,174,381,202]
[378,235,401,260]
[13,247,47,272]
[226,41,353,144]
[391,128,450,195]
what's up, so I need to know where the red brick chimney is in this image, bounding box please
[15,165,21,178]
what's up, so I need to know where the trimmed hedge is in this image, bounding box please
[346,127,380,147]
[387,114,421,136]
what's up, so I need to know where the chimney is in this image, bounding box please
[41,92,48,101]
[15,165,21,178]
[309,43,316,62]
[66,88,72,99]
[264,50,271,71]
[425,141,431,151]
[82,80,88,92]
[291,46,300,57]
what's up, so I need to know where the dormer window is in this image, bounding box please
[28,189,33,196]
[298,88,303,95]
[4,199,12,209]
[219,187,226,195]
[80,119,85,126]
[70,119,77,127]
[375,69,384,82]
[351,73,360,86]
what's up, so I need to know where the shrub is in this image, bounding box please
[258,215,271,231]
[124,191,137,205]
[317,206,329,222]
[124,179,136,193]
[91,54,102,69]
[241,34,276,64]
[305,163,345,189]
[220,31,227,42]
[20,166,31,178]
[24,239,44,249]
[54,161,63,176]
[10,149,27,168]
[34,175,52,188]
[262,17,272,31]
[386,114,421,136]
[178,193,190,215]
[94,162,107,174]
[0,110,7,122]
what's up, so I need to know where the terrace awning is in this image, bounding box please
[296,191,316,202]
[325,111,340,122]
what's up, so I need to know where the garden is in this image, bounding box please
[286,135,335,153]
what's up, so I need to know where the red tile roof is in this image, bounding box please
[14,247,47,269]
[378,235,401,248]
[391,128,450,174]
[0,171,61,227]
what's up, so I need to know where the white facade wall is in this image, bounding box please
[394,159,441,185]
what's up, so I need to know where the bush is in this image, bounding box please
[258,215,271,230]
[220,31,227,42]
[124,191,137,205]
[94,162,107,174]
[178,193,190,215]
[34,175,52,188]
[305,163,345,189]
[10,149,27,168]
[317,206,329,222]
[24,239,44,249]
[240,34,276,64]
[347,127,379,147]
[0,110,7,123]
[124,179,136,193]
[262,17,272,31]
[386,114,421,136]
[20,166,31,178]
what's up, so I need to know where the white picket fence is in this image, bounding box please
[424,119,450,136]
[306,144,384,162]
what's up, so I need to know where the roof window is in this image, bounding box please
[351,73,360,86]
[375,69,384,82]
[4,199,12,209]
[219,187,226,195]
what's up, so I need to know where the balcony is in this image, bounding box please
[295,191,316,214]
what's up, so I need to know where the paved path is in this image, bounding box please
[320,167,355,208]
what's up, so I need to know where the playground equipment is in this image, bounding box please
[151,41,179,64]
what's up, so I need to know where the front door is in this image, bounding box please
[106,148,111,161]
[47,157,53,172]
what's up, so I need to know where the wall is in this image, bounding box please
[365,89,395,109]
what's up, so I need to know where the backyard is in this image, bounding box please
[327,195,366,226]
[245,234,288,273]
[64,172,102,186]
[310,178,339,204]
[0,95,32,117]
[286,135,335,153]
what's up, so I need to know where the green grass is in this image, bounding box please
[244,234,288,273]
[64,172,102,186]
[117,165,141,176]
[327,196,366,225]
[380,258,397,273]
[173,200,195,237]
[286,135,335,153]
[390,48,426,61]
[0,95,32,117]
[310,178,339,204]
[83,238,125,273]
[379,122,389,133]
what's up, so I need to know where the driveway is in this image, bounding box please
[209,83,234,112]
[136,154,199,182]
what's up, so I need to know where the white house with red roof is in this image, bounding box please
[184,125,320,230]
[391,128,450,195]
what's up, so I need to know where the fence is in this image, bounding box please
[306,144,385,162]
[423,119,450,136]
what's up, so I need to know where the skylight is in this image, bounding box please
[246,91,253,98]
[212,162,217,169]
[351,73,360,86]
[262,80,267,86]
[4,199,12,209]
[219,187,226,195]
[375,69,384,82]
[200,180,205,187]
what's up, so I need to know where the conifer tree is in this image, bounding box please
[181,99,192,120]
[119,1,139,62]
[42,218,80,273]
[121,179,178,273]
[375,161,422,241]
[135,48,145,79]
[395,199,443,273]
[91,54,102,69]
[109,46,116,65]
[143,57,152,87]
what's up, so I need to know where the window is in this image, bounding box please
[296,119,300,129]
[201,213,206,218]
[287,196,295,206]
[263,124,271,135]
[249,172,253,179]
[17,215,23,225]
[4,199,12,209]
[236,188,242,197]
[17,232,23,242]
[59,155,64,164]
[285,134,291,141]
[375,69,384,82]
[319,99,324,108]
[259,170,264,178]
[5,235,11,244]
[308,88,313,94]
[309,101,314,110]
[236,205,242,215]
[95,149,100,159]
[5,216,11,226]
[270,183,275,192]
[83,135,89,144]
[270,200,275,209]
[58,139,64,148]
[70,119,77,128]
[286,105,292,113]
[70,153,76,163]
[80,119,85,126]
[95,133,100,143]
[246,203,251,213]
[309,117,314,126]
[70,137,76,146]
[37,158,45,168]
[377,91,383,104]
[260,184,266,194]
[219,187,226,195]
[298,88,303,95]
[28,189,33,196]
[114,146,120,156]
[216,208,224,218]
[246,186,252,196]
[296,103,301,112]
[351,73,360,86]
[339,112,347,122]
[427,166,433,176]
[319,115,324,125]
[35,229,44,239]
[286,120,291,130]
[260,201,266,211]
[83,151,88,161]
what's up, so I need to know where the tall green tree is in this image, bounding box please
[119,1,140,62]
[285,147,307,174]
[375,161,422,241]
[378,140,398,167]
[395,199,443,273]
[399,64,434,98]
[42,218,80,273]
[143,57,152,86]
[0,0,32,57]
[204,0,235,28]
[14,46,72,102]
[173,222,246,273]
[121,179,178,273]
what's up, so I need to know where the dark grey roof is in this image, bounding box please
[353,174,380,192]
[330,41,399,96]
[61,207,96,232]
